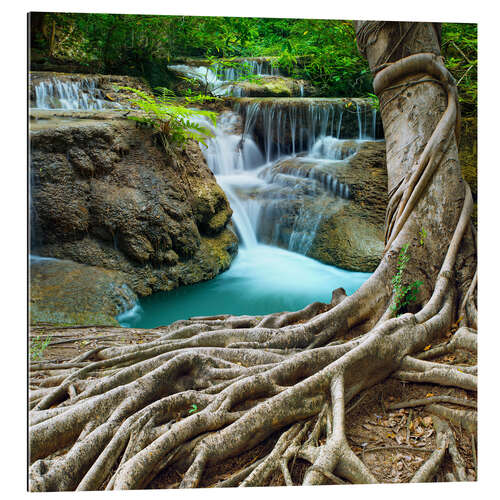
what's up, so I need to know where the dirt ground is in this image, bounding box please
[29,324,477,488]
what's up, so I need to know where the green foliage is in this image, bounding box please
[31,14,476,112]
[390,244,423,316]
[442,23,477,117]
[419,227,427,246]
[366,93,380,111]
[30,335,51,361]
[183,88,219,105]
[121,86,217,149]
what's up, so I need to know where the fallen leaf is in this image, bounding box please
[422,416,433,427]
[425,393,435,398]
[424,345,431,351]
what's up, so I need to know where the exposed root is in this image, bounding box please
[410,416,449,482]
[386,396,476,410]
[417,326,476,360]
[394,356,477,391]
[28,24,477,491]
[426,404,477,434]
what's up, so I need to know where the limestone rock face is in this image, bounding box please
[30,111,238,298]
[309,141,387,271]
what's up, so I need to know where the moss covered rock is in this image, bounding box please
[30,257,136,326]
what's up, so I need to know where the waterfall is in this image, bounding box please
[32,77,121,110]
[237,98,377,162]
[191,98,377,255]
[168,58,281,97]
[114,95,376,327]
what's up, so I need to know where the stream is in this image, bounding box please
[30,68,376,328]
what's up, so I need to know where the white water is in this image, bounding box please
[192,98,379,252]
[168,58,280,97]
[33,77,122,110]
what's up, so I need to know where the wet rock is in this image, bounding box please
[30,257,137,326]
[251,140,387,272]
[229,76,314,97]
[30,110,238,300]
[309,141,387,271]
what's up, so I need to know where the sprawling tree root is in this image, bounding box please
[29,22,477,490]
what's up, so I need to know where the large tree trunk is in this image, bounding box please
[28,22,477,490]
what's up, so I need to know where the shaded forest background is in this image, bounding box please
[29,13,477,116]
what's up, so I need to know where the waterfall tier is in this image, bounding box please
[32,76,122,110]
[192,98,381,256]
[235,97,380,162]
[167,60,308,97]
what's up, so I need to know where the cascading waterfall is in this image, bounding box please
[119,97,376,327]
[212,58,280,80]
[237,98,377,161]
[168,58,280,97]
[190,98,377,255]
[32,72,377,326]
[33,77,121,110]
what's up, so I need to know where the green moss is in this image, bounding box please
[207,208,232,233]
[30,304,120,327]
[200,228,238,271]
[263,80,292,97]
[191,180,233,234]
[459,117,477,226]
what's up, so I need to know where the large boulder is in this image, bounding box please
[250,140,387,272]
[30,110,238,301]
[309,141,387,271]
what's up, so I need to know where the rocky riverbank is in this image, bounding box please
[30,109,238,324]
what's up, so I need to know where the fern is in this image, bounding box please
[120,86,217,150]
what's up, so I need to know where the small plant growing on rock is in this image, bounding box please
[390,243,423,316]
[121,86,217,152]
